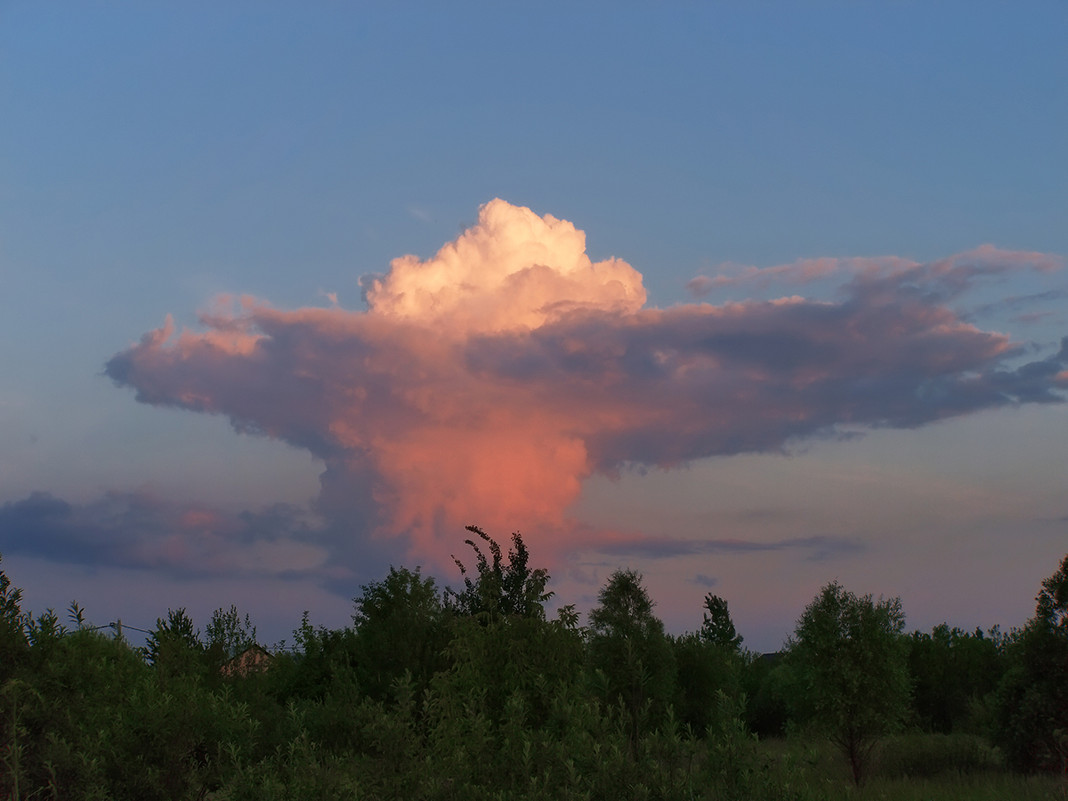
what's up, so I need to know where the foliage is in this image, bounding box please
[788,581,910,786]
[446,525,552,621]
[996,552,1068,773]
[4,542,1064,798]
[908,623,1005,734]
[67,600,87,629]
[744,652,794,738]
[206,604,259,661]
[144,607,206,682]
[0,554,28,684]
[1035,553,1068,630]
[700,592,743,652]
[699,692,820,801]
[352,565,449,702]
[673,592,746,737]
[278,612,360,705]
[587,568,677,749]
[671,631,743,736]
[2,623,237,800]
[433,606,585,733]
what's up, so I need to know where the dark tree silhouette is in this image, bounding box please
[446,525,552,621]
[699,593,743,652]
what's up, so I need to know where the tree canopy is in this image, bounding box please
[997,553,1068,772]
[3,544,1066,799]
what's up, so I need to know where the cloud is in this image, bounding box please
[406,205,433,223]
[0,490,335,580]
[103,200,1068,565]
[965,288,1068,323]
[687,256,910,295]
[687,245,1062,297]
[595,535,865,562]
[364,198,645,335]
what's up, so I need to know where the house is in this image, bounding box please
[220,644,273,677]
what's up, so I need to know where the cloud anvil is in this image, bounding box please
[104,200,1067,562]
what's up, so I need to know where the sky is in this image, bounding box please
[1,2,1066,652]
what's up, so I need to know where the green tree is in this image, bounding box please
[672,591,745,736]
[587,569,676,749]
[909,623,1005,734]
[145,608,205,683]
[205,604,258,662]
[7,622,234,801]
[788,581,910,786]
[287,612,356,693]
[671,632,743,736]
[743,652,793,738]
[997,553,1068,772]
[433,529,583,731]
[353,566,448,702]
[446,525,552,621]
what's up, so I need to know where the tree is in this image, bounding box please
[671,632,743,736]
[997,553,1068,772]
[435,528,583,734]
[0,554,28,683]
[446,526,552,621]
[671,593,745,736]
[205,604,258,661]
[145,608,205,682]
[1037,556,1068,624]
[353,566,448,702]
[699,593,743,652]
[788,581,909,786]
[908,623,1005,734]
[587,569,676,748]
[743,653,794,738]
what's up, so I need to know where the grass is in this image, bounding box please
[753,733,1066,801]
[842,774,1063,801]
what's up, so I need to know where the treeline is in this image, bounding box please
[1,528,1066,800]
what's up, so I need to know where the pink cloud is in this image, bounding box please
[105,200,1068,567]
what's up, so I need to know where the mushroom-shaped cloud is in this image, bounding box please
[106,200,1067,564]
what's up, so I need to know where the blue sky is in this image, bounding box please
[1,2,1065,651]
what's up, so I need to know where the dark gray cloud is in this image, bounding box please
[0,491,338,580]
[466,306,1066,469]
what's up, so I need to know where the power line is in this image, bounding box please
[87,620,152,636]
